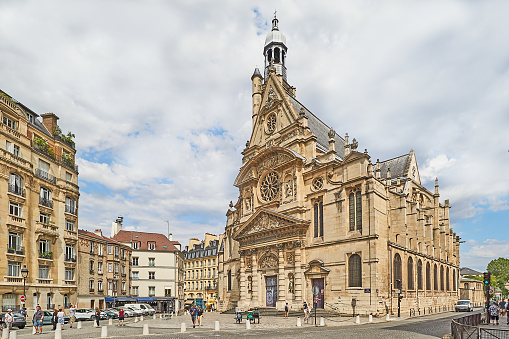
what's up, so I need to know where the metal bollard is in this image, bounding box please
[215,320,220,331]
[320,317,325,326]
[54,328,62,339]
[143,324,149,335]
[246,320,251,329]
[181,322,186,332]
[386,314,390,321]
[8,330,17,339]
[108,318,113,325]
[297,317,301,327]
[369,314,373,322]
[2,328,8,339]
[101,326,108,338]
[355,315,360,324]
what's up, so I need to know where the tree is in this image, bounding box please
[487,258,509,297]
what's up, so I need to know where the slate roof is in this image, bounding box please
[286,93,345,159]
[112,230,181,252]
[78,229,129,247]
[460,267,483,276]
[379,153,411,179]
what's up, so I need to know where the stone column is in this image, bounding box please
[278,244,285,309]
[294,241,304,303]
[239,251,247,308]
[251,249,259,308]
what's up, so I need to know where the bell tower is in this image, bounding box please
[264,13,288,82]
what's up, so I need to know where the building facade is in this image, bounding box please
[77,228,132,309]
[0,89,79,313]
[218,16,460,315]
[111,219,184,312]
[182,233,221,308]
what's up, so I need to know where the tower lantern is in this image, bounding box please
[264,13,288,81]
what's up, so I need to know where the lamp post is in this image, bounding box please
[21,265,29,312]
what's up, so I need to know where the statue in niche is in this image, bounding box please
[247,276,253,293]
[285,180,292,198]
[245,197,251,211]
[288,273,295,293]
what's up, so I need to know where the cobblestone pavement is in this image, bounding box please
[3,309,477,338]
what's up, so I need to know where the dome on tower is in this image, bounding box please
[264,14,287,47]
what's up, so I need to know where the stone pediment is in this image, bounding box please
[233,208,308,240]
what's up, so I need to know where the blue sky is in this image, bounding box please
[0,0,508,271]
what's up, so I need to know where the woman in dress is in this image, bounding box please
[57,308,65,330]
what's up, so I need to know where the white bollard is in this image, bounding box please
[108,318,113,325]
[8,330,16,339]
[369,314,373,323]
[2,328,8,339]
[140,315,144,322]
[386,314,390,321]
[134,316,139,323]
[297,317,301,327]
[355,315,360,324]
[101,326,108,338]
[54,328,62,339]
[181,322,186,332]
[153,314,156,320]
[215,320,220,331]
[143,324,149,335]
[32,326,36,335]
[320,317,325,326]
[246,320,251,329]
[77,321,82,329]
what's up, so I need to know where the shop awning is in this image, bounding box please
[136,297,153,302]
[104,297,136,302]
[152,297,174,301]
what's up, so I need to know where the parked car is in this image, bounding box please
[0,312,26,329]
[125,307,144,317]
[139,304,156,316]
[102,310,118,319]
[455,299,473,312]
[124,304,155,316]
[74,309,97,321]
[111,307,133,318]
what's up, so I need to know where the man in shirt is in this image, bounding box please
[4,309,13,329]
[69,305,76,328]
[34,305,45,334]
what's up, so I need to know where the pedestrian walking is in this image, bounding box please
[69,305,76,328]
[57,308,65,330]
[197,306,203,326]
[20,307,27,319]
[285,303,289,318]
[501,299,507,317]
[4,309,13,329]
[303,301,309,323]
[190,306,198,328]
[118,308,125,326]
[33,305,45,334]
[94,307,101,327]
[489,302,500,325]
[52,308,58,330]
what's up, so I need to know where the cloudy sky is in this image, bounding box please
[1,0,508,271]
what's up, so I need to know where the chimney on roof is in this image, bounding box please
[168,233,173,241]
[94,229,103,237]
[40,113,59,136]
[111,216,123,238]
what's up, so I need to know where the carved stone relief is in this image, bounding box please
[259,254,278,269]
[246,213,291,235]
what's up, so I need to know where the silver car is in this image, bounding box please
[455,299,473,312]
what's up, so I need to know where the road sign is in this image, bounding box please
[364,289,371,293]
[312,286,319,296]
[20,295,25,302]
[489,287,494,294]
[337,296,342,302]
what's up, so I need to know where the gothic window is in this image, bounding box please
[446,267,450,291]
[417,260,423,290]
[349,190,362,231]
[393,253,402,289]
[312,177,323,191]
[266,113,276,134]
[407,257,414,290]
[453,269,457,291]
[440,266,444,291]
[313,201,323,238]
[426,262,431,290]
[260,171,279,202]
[348,254,362,287]
[434,264,438,290]
[227,270,232,291]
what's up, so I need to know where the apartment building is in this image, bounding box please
[111,219,184,312]
[0,89,79,313]
[77,228,132,309]
[182,233,222,309]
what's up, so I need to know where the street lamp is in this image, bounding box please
[21,265,29,311]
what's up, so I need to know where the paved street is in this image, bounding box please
[1,308,485,338]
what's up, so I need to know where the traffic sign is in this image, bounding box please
[20,295,25,302]
[489,287,494,294]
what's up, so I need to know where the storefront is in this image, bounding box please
[104,297,137,308]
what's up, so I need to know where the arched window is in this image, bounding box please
[440,266,444,291]
[434,264,438,290]
[453,269,457,291]
[227,270,232,291]
[274,48,280,63]
[417,260,423,290]
[393,253,402,289]
[446,268,450,291]
[407,257,414,290]
[313,201,324,238]
[349,191,362,232]
[426,262,431,290]
[349,254,362,287]
[267,49,272,62]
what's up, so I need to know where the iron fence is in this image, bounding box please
[451,312,509,338]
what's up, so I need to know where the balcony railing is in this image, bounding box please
[64,229,77,240]
[62,280,76,285]
[35,169,56,184]
[65,205,77,215]
[35,222,58,236]
[39,197,53,208]
[4,276,22,283]
[39,252,53,259]
[7,245,24,255]
[36,278,53,284]
[65,256,76,263]
[8,184,25,197]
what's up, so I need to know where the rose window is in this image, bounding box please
[267,114,276,133]
[312,177,324,191]
[260,171,279,202]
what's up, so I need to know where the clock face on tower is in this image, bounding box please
[266,113,276,134]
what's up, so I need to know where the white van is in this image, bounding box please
[124,303,155,316]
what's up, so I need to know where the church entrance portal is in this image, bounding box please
[312,278,324,309]
[266,276,277,307]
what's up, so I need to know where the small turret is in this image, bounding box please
[328,128,336,154]
[251,67,263,125]
[375,159,381,179]
[344,133,350,157]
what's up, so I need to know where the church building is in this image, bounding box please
[217,15,460,316]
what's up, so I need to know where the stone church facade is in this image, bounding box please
[218,16,460,316]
